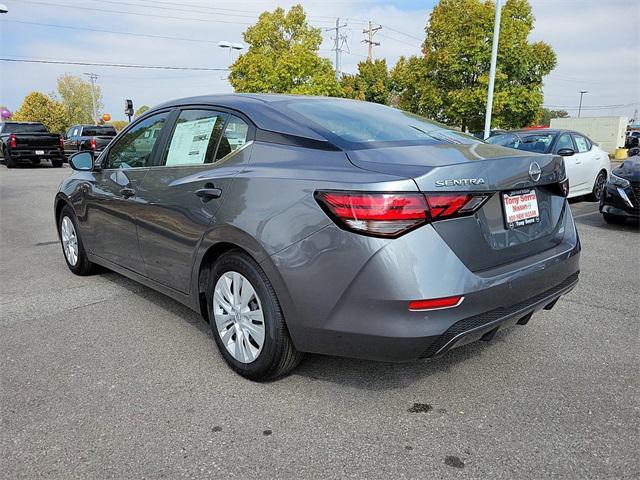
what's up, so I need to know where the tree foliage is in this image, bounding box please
[54,74,103,124]
[538,108,569,126]
[392,0,556,131]
[134,105,150,117]
[341,59,391,105]
[12,92,70,133]
[229,5,341,96]
[109,120,129,132]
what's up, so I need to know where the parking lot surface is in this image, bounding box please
[1,164,638,479]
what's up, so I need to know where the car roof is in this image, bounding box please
[150,94,366,143]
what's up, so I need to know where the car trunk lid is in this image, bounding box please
[346,143,569,272]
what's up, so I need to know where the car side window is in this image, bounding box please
[573,134,591,153]
[104,112,168,169]
[215,115,250,162]
[555,133,574,152]
[164,110,226,166]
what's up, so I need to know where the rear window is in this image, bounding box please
[516,133,555,153]
[280,99,477,149]
[1,123,48,134]
[82,126,117,136]
[487,133,521,148]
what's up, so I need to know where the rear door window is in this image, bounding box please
[215,115,249,161]
[164,109,227,166]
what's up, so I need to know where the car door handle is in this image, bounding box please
[195,186,222,201]
[119,187,136,198]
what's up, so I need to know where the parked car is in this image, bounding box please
[599,155,640,224]
[0,121,64,168]
[487,128,610,200]
[55,95,580,380]
[624,131,640,149]
[63,124,117,158]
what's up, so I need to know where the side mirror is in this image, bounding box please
[69,151,95,171]
[557,148,575,157]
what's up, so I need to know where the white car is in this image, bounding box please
[487,129,611,200]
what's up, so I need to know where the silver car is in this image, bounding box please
[56,95,580,380]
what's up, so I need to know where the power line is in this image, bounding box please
[0,58,229,71]
[376,32,421,49]
[378,24,424,42]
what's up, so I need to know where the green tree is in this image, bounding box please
[229,5,341,96]
[12,92,70,133]
[341,59,391,104]
[538,107,569,126]
[54,74,103,124]
[392,0,556,131]
[134,105,150,117]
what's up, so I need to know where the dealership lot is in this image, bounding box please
[1,164,638,479]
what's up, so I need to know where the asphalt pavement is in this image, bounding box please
[1,163,638,479]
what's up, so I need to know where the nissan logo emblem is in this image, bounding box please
[529,162,542,182]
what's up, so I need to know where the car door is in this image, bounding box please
[63,126,79,156]
[134,108,253,293]
[553,133,584,193]
[80,111,171,274]
[572,133,598,191]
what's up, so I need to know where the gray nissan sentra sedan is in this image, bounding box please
[55,94,580,380]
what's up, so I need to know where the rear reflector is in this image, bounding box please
[409,296,463,311]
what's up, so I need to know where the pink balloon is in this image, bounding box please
[0,109,11,119]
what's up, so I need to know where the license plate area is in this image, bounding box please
[35,150,45,155]
[502,189,540,229]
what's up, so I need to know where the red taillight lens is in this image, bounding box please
[9,133,17,148]
[315,191,428,238]
[425,193,490,220]
[90,138,97,150]
[409,296,463,311]
[59,136,64,150]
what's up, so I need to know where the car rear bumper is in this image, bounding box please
[270,204,580,362]
[6,149,64,161]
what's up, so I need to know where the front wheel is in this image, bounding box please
[206,251,304,381]
[58,205,95,275]
[603,213,626,225]
[587,170,607,201]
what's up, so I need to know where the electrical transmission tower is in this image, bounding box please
[327,18,349,80]
[83,72,99,123]
[362,22,382,61]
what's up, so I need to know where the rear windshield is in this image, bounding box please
[279,99,478,149]
[82,126,117,136]
[1,123,48,134]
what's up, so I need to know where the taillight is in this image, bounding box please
[425,193,490,220]
[90,138,97,150]
[315,191,428,238]
[9,133,17,148]
[315,190,491,238]
[59,136,64,150]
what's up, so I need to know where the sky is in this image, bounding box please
[1,0,639,122]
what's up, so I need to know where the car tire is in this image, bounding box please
[58,205,95,276]
[32,159,41,166]
[6,155,16,168]
[587,170,607,202]
[603,213,626,225]
[206,250,304,381]
[52,160,63,168]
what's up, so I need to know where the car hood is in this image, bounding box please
[613,157,640,182]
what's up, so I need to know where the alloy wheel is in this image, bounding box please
[213,271,266,364]
[60,216,79,266]
[594,172,606,200]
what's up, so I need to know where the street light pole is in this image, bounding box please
[218,41,244,81]
[483,0,502,139]
[578,90,588,118]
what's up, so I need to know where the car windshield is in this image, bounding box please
[280,99,478,149]
[83,126,117,136]
[1,123,48,133]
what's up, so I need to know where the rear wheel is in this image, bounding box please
[52,160,63,168]
[6,155,16,168]
[587,170,607,201]
[603,213,626,225]
[206,250,303,381]
[32,159,41,166]
[58,205,95,275]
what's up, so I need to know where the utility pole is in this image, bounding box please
[327,19,348,80]
[83,72,99,124]
[578,90,588,118]
[362,21,382,61]
[483,0,502,139]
